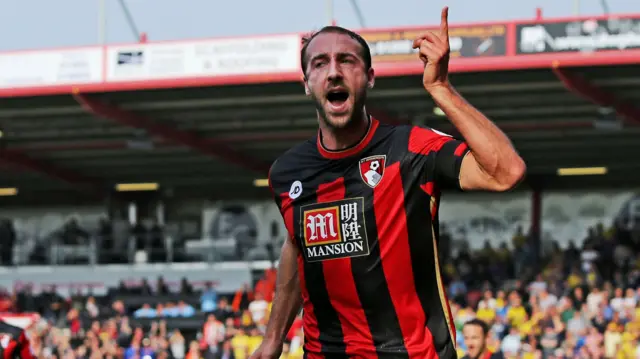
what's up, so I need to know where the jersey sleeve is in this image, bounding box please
[268,159,296,244]
[406,126,470,191]
[267,159,279,199]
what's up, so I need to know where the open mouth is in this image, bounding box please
[326,90,349,106]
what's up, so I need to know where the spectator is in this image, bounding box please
[214,298,234,323]
[85,296,99,318]
[201,314,224,356]
[140,337,156,358]
[201,281,217,313]
[223,318,237,341]
[623,287,637,311]
[500,327,521,355]
[186,340,203,359]
[537,288,558,312]
[157,276,170,295]
[475,301,495,325]
[460,318,503,359]
[230,327,250,359]
[247,327,263,357]
[449,274,467,303]
[180,277,194,295]
[248,293,269,325]
[566,309,588,336]
[169,329,186,359]
[539,326,559,357]
[219,340,236,359]
[134,303,157,318]
[176,300,196,317]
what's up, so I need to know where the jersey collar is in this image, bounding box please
[317,116,379,160]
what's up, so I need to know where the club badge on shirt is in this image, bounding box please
[359,155,386,188]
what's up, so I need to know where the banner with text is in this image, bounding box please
[106,34,300,82]
[516,16,640,54]
[361,24,507,64]
[0,48,103,88]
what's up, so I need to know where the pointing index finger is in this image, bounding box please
[440,6,449,37]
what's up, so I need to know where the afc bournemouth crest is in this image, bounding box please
[359,155,386,188]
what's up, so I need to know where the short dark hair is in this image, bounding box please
[464,318,490,336]
[300,26,372,78]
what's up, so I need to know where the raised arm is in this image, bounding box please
[251,238,302,359]
[428,84,526,191]
[413,7,526,192]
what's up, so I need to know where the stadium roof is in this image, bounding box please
[0,13,639,203]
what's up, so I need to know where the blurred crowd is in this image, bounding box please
[1,268,298,359]
[447,223,640,358]
[1,222,639,359]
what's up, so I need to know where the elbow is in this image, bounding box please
[495,157,527,192]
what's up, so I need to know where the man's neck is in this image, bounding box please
[319,110,369,151]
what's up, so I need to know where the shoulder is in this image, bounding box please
[407,125,454,144]
[370,123,417,152]
[375,122,412,141]
[268,138,317,192]
[382,123,455,144]
[378,123,456,155]
[0,321,23,338]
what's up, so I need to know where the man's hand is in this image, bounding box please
[249,340,283,359]
[412,7,450,91]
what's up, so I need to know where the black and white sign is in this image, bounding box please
[516,17,640,54]
[106,35,299,82]
[117,50,144,65]
[0,48,102,88]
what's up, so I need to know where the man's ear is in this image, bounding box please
[303,76,311,96]
[367,67,375,89]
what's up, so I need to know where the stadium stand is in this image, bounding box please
[1,217,640,358]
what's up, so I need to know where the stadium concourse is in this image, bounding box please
[0,9,639,359]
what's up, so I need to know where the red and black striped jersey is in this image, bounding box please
[269,117,470,359]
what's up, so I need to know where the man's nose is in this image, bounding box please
[327,60,343,82]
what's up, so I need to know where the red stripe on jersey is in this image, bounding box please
[419,182,438,220]
[419,182,435,196]
[454,143,468,156]
[373,163,435,359]
[280,192,322,353]
[317,177,376,357]
[407,127,453,155]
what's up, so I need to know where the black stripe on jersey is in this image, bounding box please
[400,157,456,359]
[344,161,409,357]
[294,174,348,358]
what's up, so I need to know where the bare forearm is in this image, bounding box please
[263,240,302,344]
[428,83,525,188]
